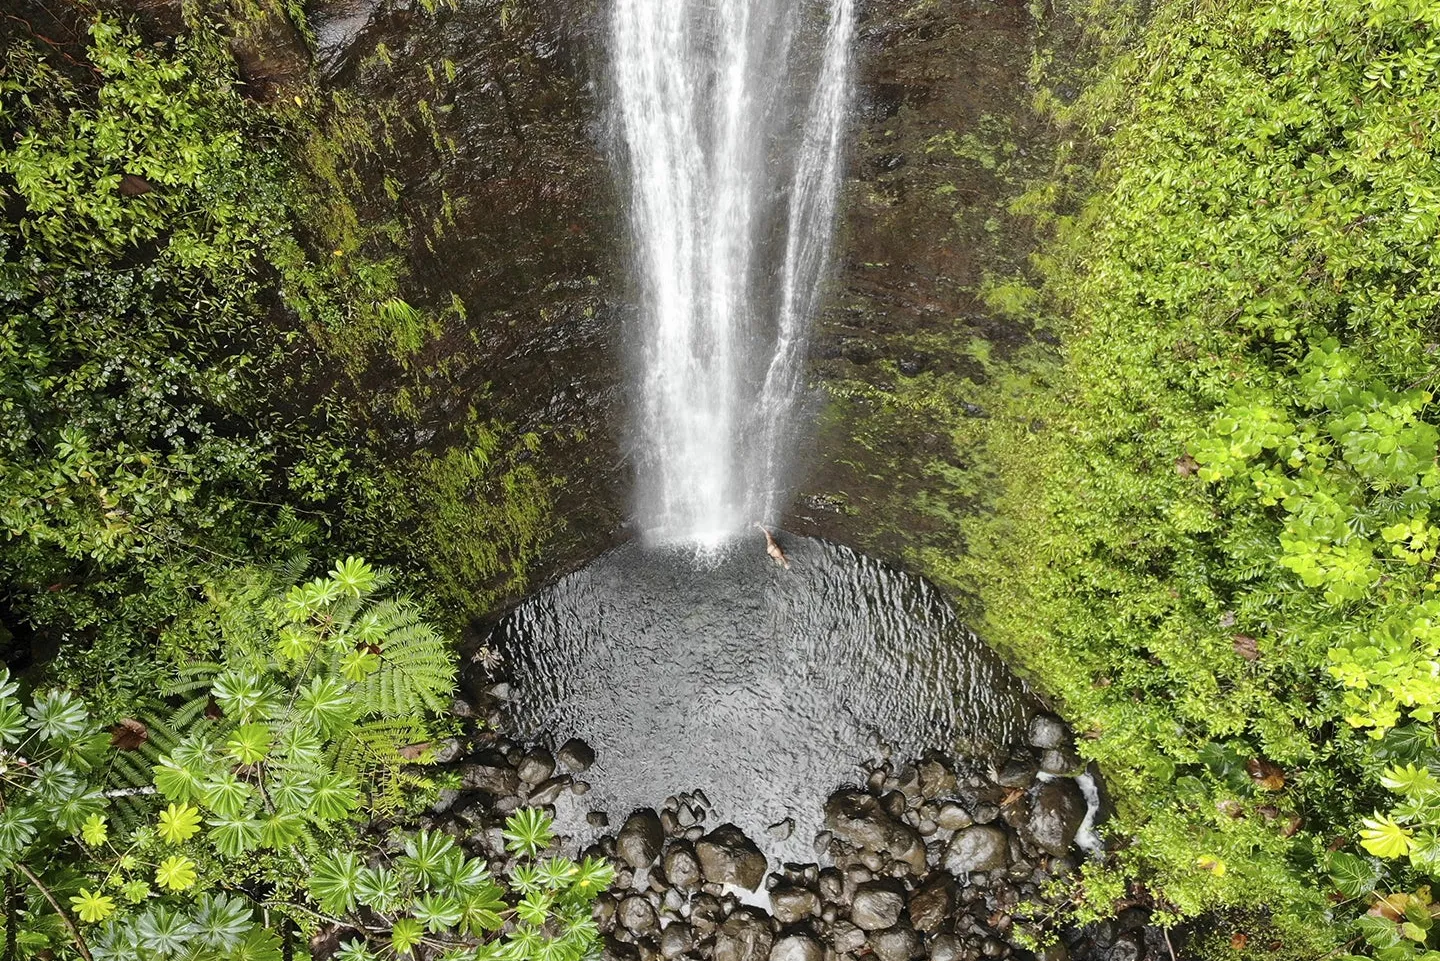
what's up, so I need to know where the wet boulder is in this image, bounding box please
[664,841,702,891]
[519,747,556,785]
[713,908,774,961]
[618,895,658,935]
[557,737,595,772]
[697,824,767,889]
[907,872,956,933]
[618,810,665,869]
[1026,779,1087,857]
[770,934,824,961]
[943,825,1011,874]
[869,924,922,961]
[659,922,693,959]
[1028,714,1069,751]
[850,882,905,931]
[823,790,927,873]
[770,886,819,925]
[457,756,519,799]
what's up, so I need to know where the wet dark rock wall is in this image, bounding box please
[794,0,1050,564]
[110,0,1051,594]
[296,0,1045,594]
[309,0,631,578]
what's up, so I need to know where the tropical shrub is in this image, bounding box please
[937,0,1440,955]
[2,557,608,960]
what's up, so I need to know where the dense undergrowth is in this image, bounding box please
[0,0,550,706]
[932,0,1440,955]
[0,5,581,957]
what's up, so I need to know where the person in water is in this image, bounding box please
[755,523,791,569]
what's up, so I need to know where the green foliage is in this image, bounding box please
[0,556,606,961]
[940,0,1440,954]
[312,814,610,961]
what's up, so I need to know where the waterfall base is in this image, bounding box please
[489,534,1035,862]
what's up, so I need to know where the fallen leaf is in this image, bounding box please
[398,742,431,761]
[118,173,153,197]
[1217,799,1245,819]
[110,719,148,751]
[1246,757,1285,791]
[1230,933,1248,951]
[1283,815,1303,838]
[1233,634,1260,660]
[1176,454,1199,476]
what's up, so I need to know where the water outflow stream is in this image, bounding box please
[614,0,857,545]
[495,538,1035,863]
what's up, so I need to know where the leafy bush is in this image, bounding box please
[939,0,1440,954]
[1,557,608,960]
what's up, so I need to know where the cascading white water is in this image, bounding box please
[613,0,856,546]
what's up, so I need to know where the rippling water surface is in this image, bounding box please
[494,535,1035,862]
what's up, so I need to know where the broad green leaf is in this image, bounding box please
[1361,815,1415,859]
[155,854,198,891]
[69,888,116,923]
[312,852,363,915]
[1327,851,1379,898]
[157,803,202,844]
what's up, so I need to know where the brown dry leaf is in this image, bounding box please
[398,742,431,761]
[110,719,148,751]
[1230,933,1249,951]
[118,173,153,197]
[1232,634,1260,660]
[1246,757,1285,791]
[1283,815,1303,838]
[1371,893,1413,922]
[1176,454,1199,476]
[1217,799,1245,819]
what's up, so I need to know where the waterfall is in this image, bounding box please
[613,0,857,546]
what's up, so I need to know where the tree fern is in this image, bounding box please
[347,598,455,717]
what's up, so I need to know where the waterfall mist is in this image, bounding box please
[612,0,856,546]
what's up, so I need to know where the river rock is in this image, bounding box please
[907,873,956,933]
[830,920,866,953]
[937,802,973,831]
[918,758,956,799]
[689,893,725,936]
[659,922,693,959]
[869,924,921,961]
[458,758,519,798]
[527,775,570,807]
[770,934,823,961]
[995,756,1039,789]
[944,825,1011,874]
[770,886,819,925]
[823,790,927,873]
[767,817,795,841]
[851,882,904,931]
[619,810,665,868]
[557,738,595,772]
[1029,714,1069,750]
[713,908,774,961]
[619,895,658,935]
[664,841,702,891]
[931,934,964,961]
[697,824,767,889]
[1026,779,1086,857]
[1040,747,1085,777]
[519,747,556,785]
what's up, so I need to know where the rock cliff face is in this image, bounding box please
[795,0,1052,569]
[308,0,631,581]
[120,0,1051,593]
